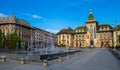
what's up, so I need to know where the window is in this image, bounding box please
[76,30,78,32]
[80,35,81,38]
[59,35,61,39]
[76,35,78,38]
[116,32,118,35]
[82,30,84,32]
[82,35,84,38]
[103,28,106,30]
[63,35,64,39]
[67,35,69,38]
[67,41,69,43]
[59,41,61,44]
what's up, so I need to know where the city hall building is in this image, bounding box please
[57,10,120,48]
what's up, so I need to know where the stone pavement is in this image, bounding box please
[0,48,120,70]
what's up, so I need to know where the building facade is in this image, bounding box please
[34,27,57,48]
[0,14,57,48]
[0,14,34,43]
[113,25,120,47]
[57,10,120,48]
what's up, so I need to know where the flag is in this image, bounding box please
[94,27,96,38]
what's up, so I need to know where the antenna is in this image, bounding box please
[90,9,92,14]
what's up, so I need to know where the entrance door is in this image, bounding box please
[101,42,104,47]
[90,40,94,45]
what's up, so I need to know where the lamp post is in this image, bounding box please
[16,42,19,54]
[2,38,4,48]
[2,33,5,48]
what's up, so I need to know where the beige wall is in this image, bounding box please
[57,22,115,48]
[0,24,33,42]
[73,34,86,47]
[96,32,113,48]
[58,34,73,47]
[57,31,114,48]
[113,31,120,47]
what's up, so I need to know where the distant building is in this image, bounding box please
[34,27,57,48]
[57,10,120,48]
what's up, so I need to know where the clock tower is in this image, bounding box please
[86,9,98,47]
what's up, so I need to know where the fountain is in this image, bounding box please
[39,32,81,61]
[14,31,81,61]
[45,32,56,54]
[26,37,36,55]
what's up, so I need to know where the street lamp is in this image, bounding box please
[2,38,4,48]
[2,33,5,48]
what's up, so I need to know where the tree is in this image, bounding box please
[118,35,120,47]
[0,29,2,47]
[0,29,5,48]
[116,34,120,49]
[5,33,22,50]
[118,35,120,43]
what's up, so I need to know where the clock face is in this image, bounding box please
[90,24,93,28]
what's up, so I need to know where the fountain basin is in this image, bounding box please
[40,50,81,61]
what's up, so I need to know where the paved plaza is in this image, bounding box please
[0,48,120,70]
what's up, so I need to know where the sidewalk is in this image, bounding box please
[0,48,120,70]
[44,48,120,70]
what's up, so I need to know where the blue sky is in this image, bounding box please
[0,0,120,33]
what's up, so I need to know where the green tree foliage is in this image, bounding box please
[0,29,2,47]
[118,35,120,49]
[5,33,22,50]
[116,34,120,49]
[118,35,120,43]
[0,29,5,48]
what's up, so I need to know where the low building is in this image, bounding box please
[57,10,119,48]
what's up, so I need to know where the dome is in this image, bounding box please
[74,26,86,31]
[57,27,73,34]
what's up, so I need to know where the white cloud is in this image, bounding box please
[32,15,43,19]
[0,13,7,17]
[45,29,60,34]
[25,13,47,21]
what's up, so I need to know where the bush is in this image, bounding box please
[115,46,120,49]
[111,46,114,49]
